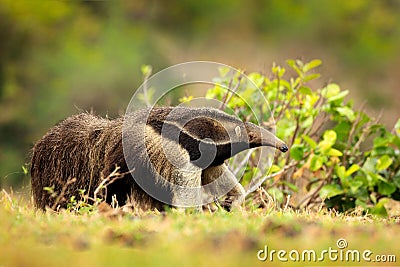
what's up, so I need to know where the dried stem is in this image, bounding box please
[351,109,383,156]
[219,75,243,110]
[308,113,328,138]
[1,189,13,206]
[342,101,367,165]
[93,166,132,204]
[271,76,281,116]
[245,161,297,197]
[233,150,253,176]
[142,67,152,107]
[296,179,325,209]
[50,177,77,210]
[296,166,334,208]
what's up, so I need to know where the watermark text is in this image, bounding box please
[257,238,396,263]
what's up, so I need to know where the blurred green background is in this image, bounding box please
[1,0,400,189]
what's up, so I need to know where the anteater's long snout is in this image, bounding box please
[263,129,288,153]
[278,143,289,153]
[245,122,289,153]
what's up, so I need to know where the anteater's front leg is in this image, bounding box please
[202,164,245,210]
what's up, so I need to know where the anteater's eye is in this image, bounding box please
[235,126,242,137]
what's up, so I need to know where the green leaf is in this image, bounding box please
[351,185,368,202]
[368,198,388,217]
[370,192,377,204]
[141,65,152,77]
[271,63,286,78]
[378,180,396,195]
[280,79,291,90]
[296,59,304,68]
[302,134,317,149]
[334,121,352,142]
[267,187,284,204]
[371,146,395,157]
[290,144,305,161]
[348,180,363,194]
[368,172,386,184]
[299,86,312,95]
[300,116,313,128]
[373,135,394,147]
[366,171,387,188]
[310,155,324,171]
[336,106,356,122]
[281,181,299,192]
[248,72,265,88]
[321,83,340,99]
[278,67,286,78]
[362,157,376,173]
[286,59,302,76]
[319,184,344,199]
[268,164,281,174]
[303,59,322,72]
[355,198,367,209]
[395,118,400,135]
[376,155,393,171]
[393,136,400,149]
[326,148,343,157]
[323,130,337,143]
[43,187,54,194]
[335,166,346,180]
[319,130,337,150]
[393,171,400,188]
[22,165,28,175]
[292,77,301,88]
[328,90,349,102]
[345,164,360,177]
[303,73,321,82]
[218,66,231,77]
[179,95,194,103]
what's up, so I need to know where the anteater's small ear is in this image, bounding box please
[235,126,242,137]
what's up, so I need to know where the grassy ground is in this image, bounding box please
[0,190,399,267]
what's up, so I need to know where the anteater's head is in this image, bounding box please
[147,107,288,169]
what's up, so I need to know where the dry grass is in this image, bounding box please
[0,190,399,267]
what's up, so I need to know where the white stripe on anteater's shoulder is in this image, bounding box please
[30,106,288,211]
[142,124,203,207]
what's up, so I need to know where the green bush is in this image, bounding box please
[206,59,400,216]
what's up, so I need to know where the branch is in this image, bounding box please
[351,109,383,156]
[296,179,325,209]
[93,166,132,204]
[244,161,297,197]
[142,67,152,107]
[51,177,77,211]
[232,149,253,176]
[342,101,367,165]
[219,75,243,111]
[271,76,281,116]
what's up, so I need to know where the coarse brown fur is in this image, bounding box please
[30,107,287,211]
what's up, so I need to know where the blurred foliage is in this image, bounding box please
[1,0,400,189]
[153,0,400,72]
[207,59,400,215]
[0,1,164,187]
[255,0,400,66]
